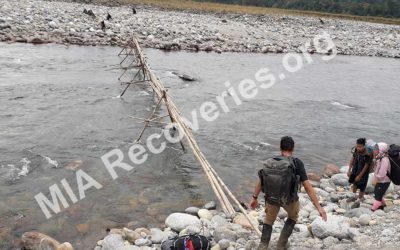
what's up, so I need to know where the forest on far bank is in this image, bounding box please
[194,0,400,18]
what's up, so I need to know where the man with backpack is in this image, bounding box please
[250,136,327,250]
[347,138,372,203]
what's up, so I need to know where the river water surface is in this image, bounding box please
[0,43,399,249]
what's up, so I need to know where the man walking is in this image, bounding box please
[347,138,371,203]
[250,136,327,250]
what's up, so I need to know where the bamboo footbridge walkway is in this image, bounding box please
[117,36,261,236]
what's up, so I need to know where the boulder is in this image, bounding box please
[233,213,258,229]
[323,164,340,177]
[359,214,371,226]
[198,209,213,220]
[213,227,237,242]
[122,228,141,243]
[311,215,351,239]
[307,172,322,182]
[210,215,229,229]
[165,213,201,232]
[101,234,125,250]
[330,174,350,186]
[314,188,330,198]
[344,207,372,218]
[185,207,200,216]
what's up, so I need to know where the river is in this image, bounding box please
[0,42,399,249]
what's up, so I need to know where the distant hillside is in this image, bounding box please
[195,0,400,18]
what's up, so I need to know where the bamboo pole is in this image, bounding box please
[129,37,236,216]
[135,93,165,143]
[122,36,264,234]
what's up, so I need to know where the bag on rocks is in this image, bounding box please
[260,156,300,206]
[388,144,400,185]
[161,234,210,250]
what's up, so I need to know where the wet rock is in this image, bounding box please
[30,37,47,44]
[307,172,322,182]
[323,164,340,177]
[21,232,73,250]
[176,73,196,82]
[76,223,89,234]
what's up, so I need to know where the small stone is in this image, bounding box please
[185,207,200,215]
[134,238,152,247]
[323,164,340,177]
[359,214,371,226]
[49,21,57,28]
[204,201,217,210]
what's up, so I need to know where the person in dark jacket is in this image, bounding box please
[347,138,372,203]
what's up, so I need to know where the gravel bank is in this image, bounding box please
[0,0,399,57]
[19,164,400,250]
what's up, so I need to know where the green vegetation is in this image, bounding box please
[194,0,400,18]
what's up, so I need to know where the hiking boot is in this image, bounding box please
[257,224,272,250]
[277,218,296,250]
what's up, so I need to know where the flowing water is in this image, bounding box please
[0,42,399,249]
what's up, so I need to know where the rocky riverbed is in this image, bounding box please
[20,164,400,250]
[0,0,399,57]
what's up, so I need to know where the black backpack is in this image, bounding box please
[260,156,300,206]
[388,144,400,185]
[161,234,210,250]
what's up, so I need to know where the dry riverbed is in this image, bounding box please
[0,0,399,57]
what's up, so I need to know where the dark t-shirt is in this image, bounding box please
[258,156,308,187]
[351,152,371,182]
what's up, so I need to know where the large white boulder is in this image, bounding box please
[311,215,351,240]
[165,213,201,232]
